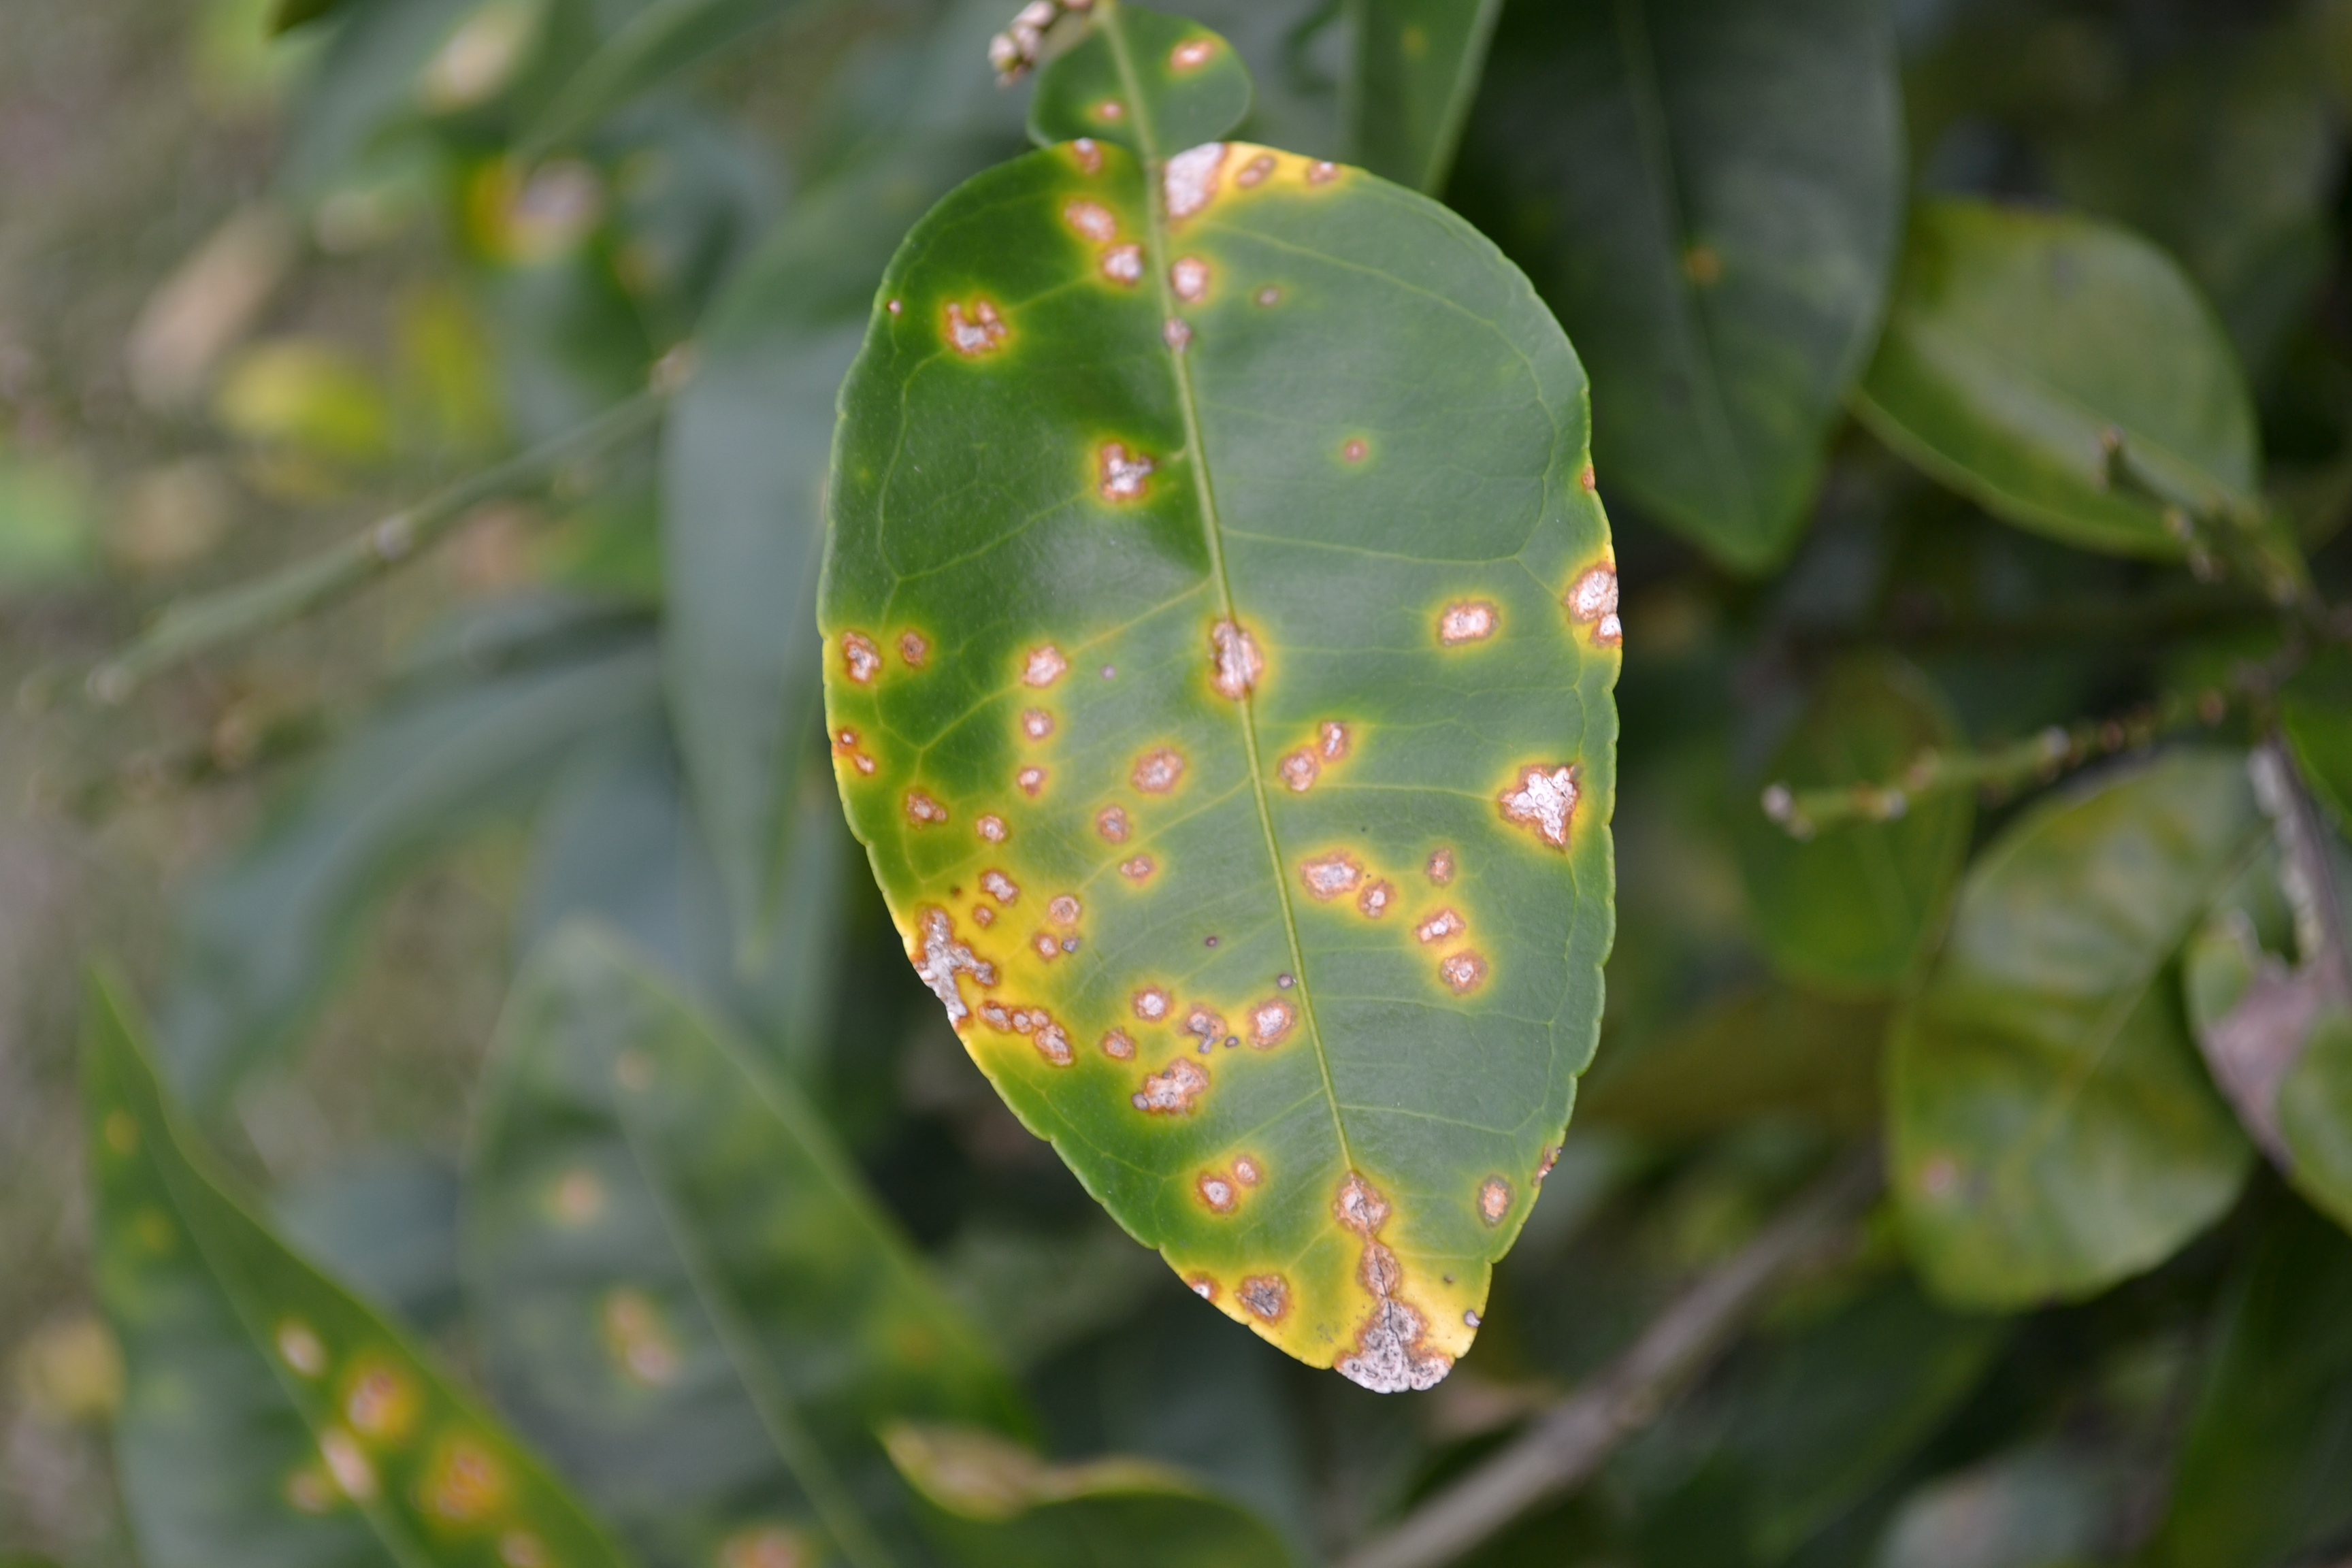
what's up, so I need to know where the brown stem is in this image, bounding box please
[1339,1154,1882,1568]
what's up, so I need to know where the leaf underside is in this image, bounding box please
[820,7,1617,1388]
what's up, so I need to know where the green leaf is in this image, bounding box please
[1448,0,1904,572]
[274,1149,466,1336]
[821,2,1617,1386]
[464,922,1033,1568]
[157,610,658,1112]
[664,135,1011,954]
[1578,986,1886,1141]
[1891,750,2261,1309]
[1344,0,1502,195]
[1855,199,2261,560]
[525,0,814,153]
[881,1423,1298,1568]
[2148,1198,2352,1568]
[82,969,632,1568]
[1026,5,1255,153]
[1737,656,1972,994]
[2281,664,2352,833]
[270,0,353,34]
[2280,1011,2352,1237]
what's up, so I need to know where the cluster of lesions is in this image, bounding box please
[826,626,936,784]
[1160,143,1344,231]
[1294,836,1490,996]
[265,1319,542,1546]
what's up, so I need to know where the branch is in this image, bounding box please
[85,374,676,703]
[1341,1154,1882,1568]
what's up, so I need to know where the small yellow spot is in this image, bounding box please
[1479,1176,1512,1225]
[1580,461,1597,491]
[1279,749,1318,791]
[1132,747,1186,794]
[1439,600,1498,645]
[1426,847,1456,885]
[276,1320,327,1377]
[1101,243,1145,285]
[1239,1275,1288,1321]
[103,1111,137,1155]
[1064,198,1117,242]
[839,631,881,684]
[602,1289,681,1388]
[421,1435,508,1523]
[551,1167,604,1226]
[721,1527,816,1568]
[904,790,949,827]
[1683,244,1722,286]
[1300,851,1365,901]
[1096,804,1131,842]
[944,299,1009,356]
[343,1364,417,1442]
[1255,284,1281,306]
[1132,1056,1207,1114]
[887,298,902,316]
[1440,951,1490,994]
[1499,764,1579,849]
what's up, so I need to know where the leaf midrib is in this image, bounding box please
[1100,5,1360,1183]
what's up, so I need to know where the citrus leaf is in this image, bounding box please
[820,1,1617,1388]
[156,612,659,1112]
[664,135,1011,954]
[1855,199,2261,560]
[1737,655,1972,994]
[525,0,815,154]
[881,1423,1298,1568]
[1891,751,2260,1309]
[82,969,633,1568]
[1345,0,1503,194]
[2279,1010,2352,1236]
[1449,0,1904,572]
[464,922,1033,1568]
[1578,986,1886,1141]
[2147,1198,2352,1568]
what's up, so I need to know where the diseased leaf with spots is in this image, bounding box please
[464,922,1032,1568]
[1890,751,2260,1309]
[2148,1198,2352,1568]
[882,1423,1297,1568]
[1448,0,1904,573]
[81,969,630,1568]
[1347,0,1503,195]
[819,1,1617,1388]
[1737,656,1972,994]
[1855,199,2261,560]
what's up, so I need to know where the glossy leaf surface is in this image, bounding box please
[1737,656,1970,994]
[882,1423,1296,1568]
[1450,0,1903,572]
[1346,0,1503,194]
[2149,1199,2352,1567]
[158,610,659,1111]
[665,136,1009,953]
[1855,199,2261,559]
[821,3,1617,1386]
[1891,751,2259,1308]
[465,923,1030,1568]
[83,971,628,1568]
